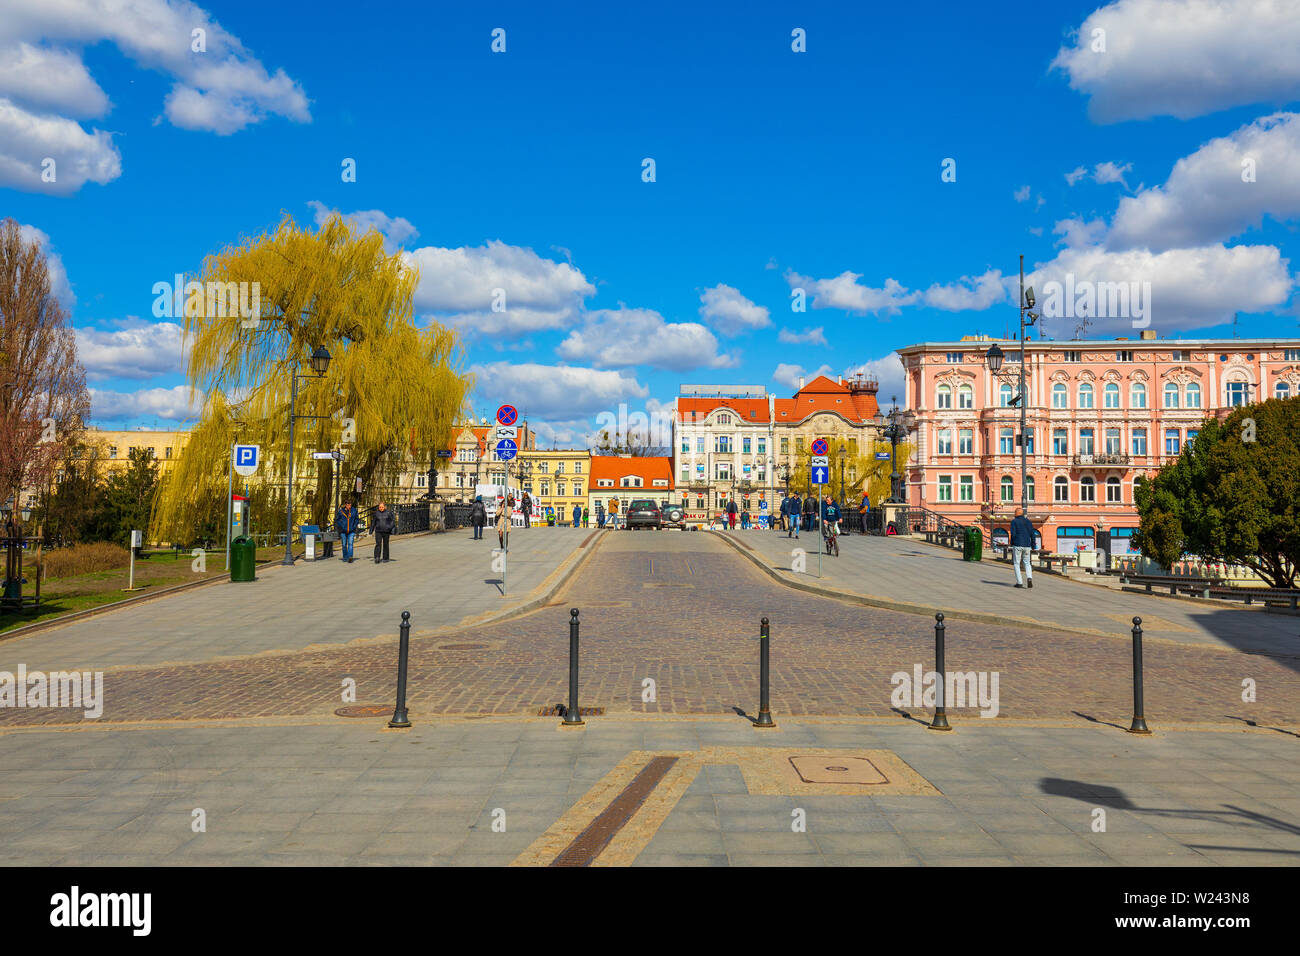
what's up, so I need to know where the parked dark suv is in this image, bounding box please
[661,501,686,530]
[624,498,662,530]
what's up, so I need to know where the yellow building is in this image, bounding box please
[519,448,591,525]
[84,427,191,475]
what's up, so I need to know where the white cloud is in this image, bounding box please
[1055,217,1109,249]
[1108,112,1300,252]
[469,362,648,420]
[777,326,829,346]
[0,0,309,192]
[772,362,833,391]
[16,222,75,308]
[1093,160,1132,187]
[90,385,202,423]
[843,355,907,407]
[922,269,1008,311]
[1051,0,1300,122]
[698,283,770,335]
[556,307,737,371]
[407,239,593,337]
[1014,185,1031,202]
[785,269,918,315]
[75,318,186,381]
[529,417,600,449]
[1065,166,1088,186]
[306,200,418,251]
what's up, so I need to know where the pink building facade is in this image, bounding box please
[897,333,1300,556]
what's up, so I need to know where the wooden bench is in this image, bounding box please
[1206,586,1300,610]
[1119,573,1224,597]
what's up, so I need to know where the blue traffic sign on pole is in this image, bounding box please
[496,438,518,461]
[811,465,829,484]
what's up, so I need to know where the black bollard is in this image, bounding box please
[1128,616,1151,735]
[388,610,412,728]
[754,617,776,728]
[563,608,585,726]
[928,612,952,731]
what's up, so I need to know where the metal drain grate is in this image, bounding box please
[537,704,605,717]
[438,643,488,650]
[335,704,391,718]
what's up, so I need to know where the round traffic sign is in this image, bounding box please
[495,438,518,461]
[496,404,518,426]
[811,437,829,456]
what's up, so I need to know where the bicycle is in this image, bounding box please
[823,522,840,557]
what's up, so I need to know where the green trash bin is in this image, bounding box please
[230,535,257,582]
[962,526,983,562]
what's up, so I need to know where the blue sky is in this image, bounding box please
[4,0,1298,443]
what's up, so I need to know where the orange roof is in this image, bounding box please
[677,397,769,423]
[774,376,879,424]
[588,455,674,488]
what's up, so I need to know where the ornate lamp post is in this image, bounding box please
[883,399,907,503]
[282,345,332,566]
[985,254,1038,516]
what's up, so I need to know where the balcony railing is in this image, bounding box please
[1073,453,1130,466]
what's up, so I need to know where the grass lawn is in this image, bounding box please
[0,546,290,635]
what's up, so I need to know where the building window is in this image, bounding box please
[1063,351,1082,363]
[556,481,565,496]
[742,437,751,455]
[1080,476,1095,503]
[681,438,689,454]
[1000,475,1014,501]
[937,429,953,454]
[541,481,550,495]
[1054,476,1069,502]
[1226,381,1249,406]
[1284,349,1300,361]
[715,462,730,480]
[796,437,805,453]
[958,385,973,409]
[165,447,172,459]
[1079,428,1094,456]
[574,462,582,474]
[1053,429,1068,455]
[555,462,565,474]
[1276,381,1292,399]
[1130,382,1146,408]
[1164,383,1180,408]
[757,438,766,455]
[959,429,973,454]
[109,446,118,458]
[1023,429,1034,453]
[1025,476,1035,501]
[936,384,952,409]
[999,382,1014,407]
[1052,383,1067,409]
[1132,428,1148,456]
[937,476,952,502]
[681,469,689,483]
[1078,382,1094,409]
[1105,428,1121,455]
[946,351,963,364]
[780,438,789,455]
[696,437,705,454]
[537,460,549,473]
[717,414,732,425]
[1104,383,1120,408]
[959,476,974,502]
[1000,428,1014,454]
[1186,429,1199,448]
[716,436,732,453]
[1116,350,1133,362]
[573,483,583,496]
[622,476,643,487]
[1185,382,1201,408]
[1165,429,1180,455]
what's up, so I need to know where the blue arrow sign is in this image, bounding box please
[496,438,518,461]
[811,465,829,484]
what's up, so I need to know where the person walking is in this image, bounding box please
[608,498,619,529]
[802,494,815,532]
[788,493,801,539]
[582,507,589,528]
[335,500,359,563]
[1009,507,1036,589]
[572,503,582,528]
[595,502,605,528]
[470,495,487,540]
[740,509,751,530]
[372,501,395,563]
[522,492,532,529]
[726,498,738,530]
[495,501,509,551]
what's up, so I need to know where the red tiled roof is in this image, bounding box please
[588,455,674,488]
[677,397,770,423]
[774,377,879,424]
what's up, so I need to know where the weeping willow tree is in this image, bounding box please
[788,438,912,504]
[152,213,471,542]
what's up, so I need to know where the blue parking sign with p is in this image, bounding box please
[233,444,260,476]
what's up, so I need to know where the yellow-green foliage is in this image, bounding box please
[152,213,471,540]
[787,440,912,503]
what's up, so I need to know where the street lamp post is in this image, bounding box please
[883,399,906,504]
[282,345,332,566]
[984,254,1038,518]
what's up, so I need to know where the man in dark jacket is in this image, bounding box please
[470,496,487,539]
[726,498,738,530]
[522,493,532,528]
[1008,507,1036,588]
[373,502,396,563]
[336,501,359,562]
[802,494,815,531]
[787,493,800,539]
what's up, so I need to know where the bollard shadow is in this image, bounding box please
[484,578,504,595]
[890,706,931,726]
[1224,715,1300,738]
[731,705,757,725]
[1071,711,1129,731]
[1041,776,1300,841]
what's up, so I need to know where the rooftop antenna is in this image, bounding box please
[1233,311,1240,338]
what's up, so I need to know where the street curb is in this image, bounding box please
[709,530,1238,647]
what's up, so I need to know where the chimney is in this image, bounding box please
[799,377,805,389]
[1140,329,1157,340]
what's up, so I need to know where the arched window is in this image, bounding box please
[1130,382,1146,408]
[1104,382,1120,408]
[1164,382,1180,408]
[936,384,952,409]
[1080,476,1095,502]
[1106,476,1121,503]
[1000,382,1014,407]
[1025,476,1035,501]
[1277,381,1292,399]
[957,384,973,409]
[1053,476,1069,502]
[1078,382,1094,409]
[1000,475,1014,502]
[1052,383,1068,408]
[1185,382,1201,408]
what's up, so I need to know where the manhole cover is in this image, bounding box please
[335,704,391,718]
[789,755,887,785]
[438,643,488,650]
[537,704,605,717]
